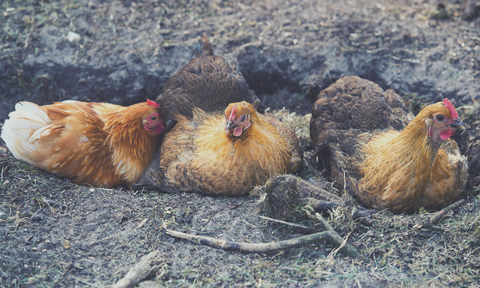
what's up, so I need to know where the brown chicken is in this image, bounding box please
[1,100,164,188]
[134,34,302,195]
[310,76,468,213]
[156,33,260,124]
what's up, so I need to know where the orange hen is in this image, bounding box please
[1,100,164,188]
[310,76,468,213]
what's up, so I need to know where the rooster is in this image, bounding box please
[1,100,164,188]
[310,76,468,213]
[137,101,302,195]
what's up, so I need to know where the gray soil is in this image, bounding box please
[1,0,480,287]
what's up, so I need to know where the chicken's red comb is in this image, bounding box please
[229,105,237,122]
[443,99,458,119]
[147,99,160,109]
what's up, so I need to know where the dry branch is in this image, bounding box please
[259,215,314,232]
[315,212,334,231]
[165,227,360,258]
[422,199,466,229]
[111,250,164,288]
[299,198,341,212]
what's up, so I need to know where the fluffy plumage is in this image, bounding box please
[156,33,260,124]
[134,34,302,194]
[139,101,302,195]
[310,76,468,213]
[1,100,164,187]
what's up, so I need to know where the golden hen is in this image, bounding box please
[310,76,468,213]
[139,101,302,195]
[1,100,164,188]
[134,34,302,195]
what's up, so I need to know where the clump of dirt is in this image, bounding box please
[1,0,480,287]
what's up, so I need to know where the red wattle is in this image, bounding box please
[439,127,453,140]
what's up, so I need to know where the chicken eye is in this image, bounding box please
[240,115,246,122]
[436,115,445,122]
[150,116,157,121]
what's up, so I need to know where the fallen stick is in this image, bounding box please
[259,215,314,232]
[315,212,334,231]
[165,228,360,258]
[111,250,164,288]
[422,199,466,229]
[299,198,341,213]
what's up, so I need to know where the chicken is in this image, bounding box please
[156,33,260,124]
[137,101,302,195]
[134,34,302,195]
[1,100,164,188]
[310,76,468,213]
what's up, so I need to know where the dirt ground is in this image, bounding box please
[1,0,480,287]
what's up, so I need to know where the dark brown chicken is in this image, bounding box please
[134,34,302,195]
[310,76,468,213]
[156,33,260,124]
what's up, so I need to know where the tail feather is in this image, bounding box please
[1,101,53,161]
[195,32,214,57]
[14,102,50,124]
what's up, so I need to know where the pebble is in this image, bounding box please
[67,31,81,42]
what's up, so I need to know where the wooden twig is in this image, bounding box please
[112,250,164,288]
[315,212,334,231]
[165,228,360,258]
[314,212,359,257]
[422,199,466,229]
[299,198,341,213]
[259,215,314,232]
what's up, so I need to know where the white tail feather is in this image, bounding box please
[1,102,52,162]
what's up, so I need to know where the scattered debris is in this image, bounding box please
[67,31,80,42]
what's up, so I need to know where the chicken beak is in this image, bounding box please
[449,119,466,130]
[225,121,236,134]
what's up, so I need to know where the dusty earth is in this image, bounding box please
[1,0,480,287]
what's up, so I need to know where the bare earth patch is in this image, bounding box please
[1,0,480,287]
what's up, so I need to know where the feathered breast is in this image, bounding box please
[159,112,293,195]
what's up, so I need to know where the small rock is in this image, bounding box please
[463,0,479,20]
[114,211,125,223]
[67,31,81,42]
[175,209,186,218]
[31,214,44,222]
[183,215,192,224]
[138,281,164,288]
[82,260,94,269]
